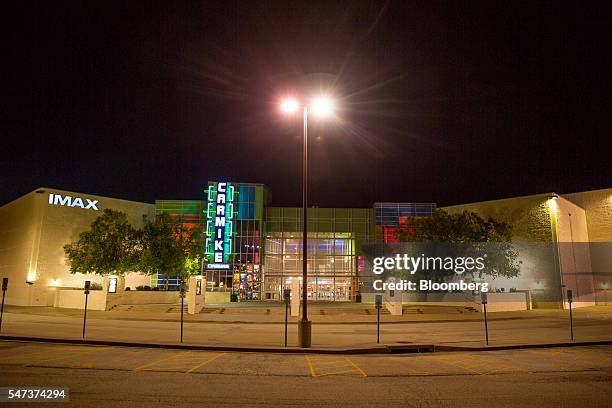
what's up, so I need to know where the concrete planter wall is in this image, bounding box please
[106,291,180,307]
[54,289,107,310]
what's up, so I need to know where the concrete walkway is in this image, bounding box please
[1,305,610,350]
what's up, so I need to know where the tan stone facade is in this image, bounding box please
[0,187,154,306]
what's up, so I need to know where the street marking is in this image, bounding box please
[344,357,367,377]
[304,355,367,377]
[305,355,316,377]
[317,369,361,377]
[392,357,433,375]
[426,355,488,375]
[133,351,192,372]
[185,353,225,373]
[430,354,532,375]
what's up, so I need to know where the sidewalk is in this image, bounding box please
[1,305,611,351]
[6,304,603,324]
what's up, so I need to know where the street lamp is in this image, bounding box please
[280,94,335,348]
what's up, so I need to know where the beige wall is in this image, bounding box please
[0,187,154,306]
[443,193,554,243]
[54,289,107,311]
[564,188,612,299]
[106,291,180,308]
[442,191,606,308]
[553,197,594,305]
[0,191,45,305]
[567,188,612,242]
[442,193,561,307]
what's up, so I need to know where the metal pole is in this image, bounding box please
[298,105,311,348]
[82,293,88,339]
[302,105,308,322]
[569,302,574,341]
[0,290,6,333]
[483,302,489,345]
[285,301,288,347]
[377,306,380,344]
[181,293,184,343]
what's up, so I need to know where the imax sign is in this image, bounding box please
[48,193,99,211]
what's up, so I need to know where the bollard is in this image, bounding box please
[284,289,291,347]
[567,289,574,341]
[375,294,382,344]
[0,278,8,333]
[82,281,90,339]
[180,280,186,343]
[481,291,489,345]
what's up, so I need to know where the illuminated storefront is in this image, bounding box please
[156,183,435,302]
[3,183,608,306]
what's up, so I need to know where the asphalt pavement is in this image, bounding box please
[1,341,611,407]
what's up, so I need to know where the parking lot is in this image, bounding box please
[1,340,612,378]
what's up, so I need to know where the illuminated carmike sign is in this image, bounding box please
[48,193,99,210]
[205,181,235,269]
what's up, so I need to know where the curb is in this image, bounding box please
[433,340,612,352]
[1,335,610,354]
[0,335,425,354]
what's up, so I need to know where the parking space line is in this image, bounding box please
[344,357,367,377]
[304,355,367,377]
[313,363,355,371]
[133,351,192,372]
[392,358,433,375]
[305,355,316,377]
[427,355,486,375]
[185,353,225,373]
[434,354,534,375]
[317,369,361,377]
[314,360,353,366]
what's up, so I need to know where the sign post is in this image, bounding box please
[567,289,574,340]
[180,280,186,343]
[82,281,90,339]
[0,278,8,333]
[284,289,291,347]
[375,294,382,344]
[481,292,489,345]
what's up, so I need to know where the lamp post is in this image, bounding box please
[280,95,333,348]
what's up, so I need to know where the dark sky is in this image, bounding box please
[3,1,611,208]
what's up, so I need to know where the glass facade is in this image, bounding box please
[153,183,433,302]
[206,182,266,300]
[374,202,436,243]
[263,207,373,301]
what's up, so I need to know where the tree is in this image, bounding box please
[138,214,204,289]
[395,209,520,280]
[396,209,513,243]
[64,209,140,276]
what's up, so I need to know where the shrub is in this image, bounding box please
[90,282,103,290]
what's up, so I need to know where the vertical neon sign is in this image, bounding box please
[205,181,234,269]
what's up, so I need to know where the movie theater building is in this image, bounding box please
[0,187,153,306]
[156,181,436,302]
[1,182,610,307]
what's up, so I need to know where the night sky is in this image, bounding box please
[3,1,611,208]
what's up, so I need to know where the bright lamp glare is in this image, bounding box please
[311,96,333,117]
[280,98,299,114]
